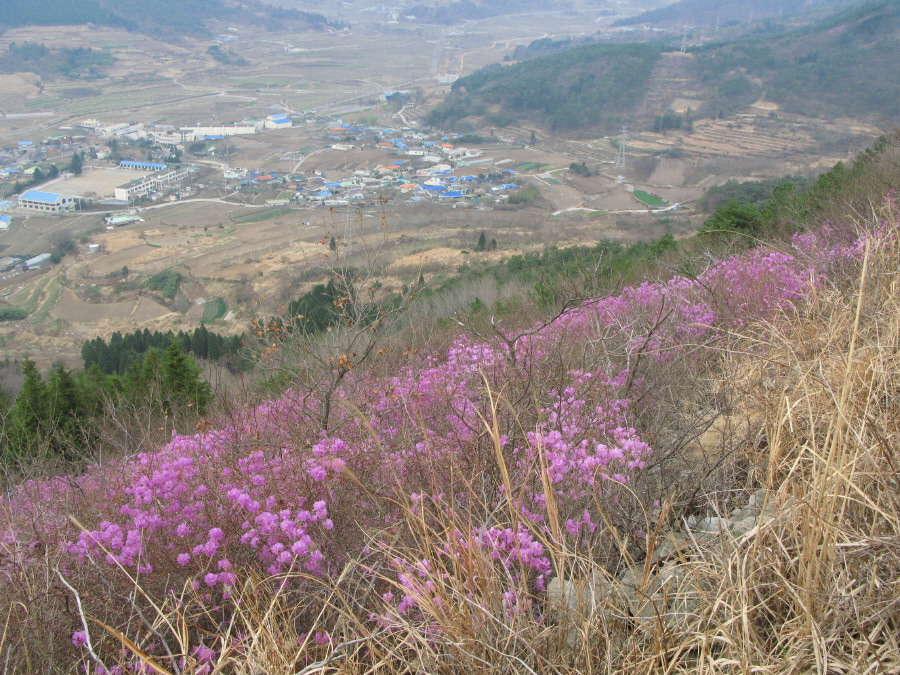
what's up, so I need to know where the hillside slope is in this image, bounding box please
[612,0,856,27]
[694,0,900,119]
[427,43,661,132]
[0,0,337,38]
[428,0,899,133]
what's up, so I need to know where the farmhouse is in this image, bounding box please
[18,190,77,212]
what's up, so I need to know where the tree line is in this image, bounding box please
[1,340,211,464]
[81,325,246,376]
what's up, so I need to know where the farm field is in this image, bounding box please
[633,189,667,207]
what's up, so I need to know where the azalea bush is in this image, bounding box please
[0,200,893,673]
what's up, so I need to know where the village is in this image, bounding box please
[0,105,688,275]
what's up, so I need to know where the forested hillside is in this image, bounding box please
[0,42,115,78]
[427,0,899,132]
[0,0,338,38]
[427,43,660,132]
[613,0,856,27]
[693,0,900,119]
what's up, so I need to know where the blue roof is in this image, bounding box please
[20,190,64,203]
[120,161,168,170]
[205,135,225,140]
[497,183,520,189]
[326,182,342,188]
[421,184,444,191]
[18,141,33,146]
[441,191,463,198]
[0,201,12,208]
[0,215,11,224]
[270,113,289,119]
[271,118,291,125]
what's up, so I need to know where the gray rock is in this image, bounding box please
[686,515,730,534]
[731,515,758,536]
[747,489,768,510]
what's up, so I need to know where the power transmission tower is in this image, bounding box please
[614,126,629,169]
[680,26,689,53]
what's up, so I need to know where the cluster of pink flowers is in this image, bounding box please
[1,205,890,666]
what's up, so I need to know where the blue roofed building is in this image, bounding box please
[0,215,11,229]
[18,190,76,212]
[120,160,168,171]
[265,114,293,129]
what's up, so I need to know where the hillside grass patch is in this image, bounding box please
[200,299,226,324]
[633,189,667,207]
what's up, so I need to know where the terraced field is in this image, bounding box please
[681,117,813,158]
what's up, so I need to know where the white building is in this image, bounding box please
[18,190,77,212]
[179,123,262,142]
[114,168,193,202]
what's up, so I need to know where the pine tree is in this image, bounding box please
[162,341,212,416]
[477,231,487,251]
[192,327,209,359]
[68,151,84,175]
[9,359,49,454]
[46,364,83,456]
[329,236,337,251]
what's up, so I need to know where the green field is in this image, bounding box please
[200,299,227,324]
[25,97,65,109]
[12,277,51,313]
[233,207,291,225]
[32,277,63,321]
[633,190,667,207]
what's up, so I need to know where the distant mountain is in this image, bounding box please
[612,0,857,27]
[0,0,340,39]
[693,0,900,119]
[427,0,899,133]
